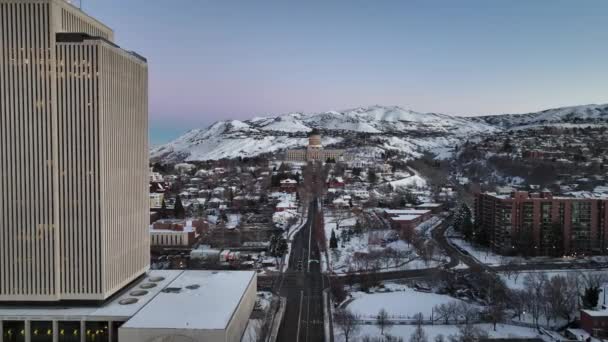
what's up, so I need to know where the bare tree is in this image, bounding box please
[456,302,478,325]
[523,272,548,327]
[510,289,527,321]
[409,325,428,342]
[413,312,425,326]
[449,322,488,342]
[377,308,393,335]
[334,308,360,342]
[486,302,506,331]
[546,274,579,323]
[333,208,353,230]
[434,303,451,324]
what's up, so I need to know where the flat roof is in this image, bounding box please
[416,203,442,207]
[0,270,182,321]
[391,214,421,221]
[384,209,430,215]
[122,270,255,330]
[0,270,255,329]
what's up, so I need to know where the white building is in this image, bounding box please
[150,226,196,247]
[0,270,257,342]
[150,193,165,209]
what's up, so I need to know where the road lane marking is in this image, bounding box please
[296,290,304,342]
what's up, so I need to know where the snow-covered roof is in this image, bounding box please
[121,271,255,330]
[276,201,297,208]
[391,214,421,221]
[0,270,183,320]
[384,209,430,215]
[416,203,442,208]
[581,309,608,317]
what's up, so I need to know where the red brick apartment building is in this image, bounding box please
[475,191,608,256]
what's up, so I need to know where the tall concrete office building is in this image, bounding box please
[0,0,149,302]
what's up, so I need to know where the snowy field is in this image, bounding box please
[346,284,468,320]
[448,238,503,266]
[334,323,543,342]
[324,213,443,274]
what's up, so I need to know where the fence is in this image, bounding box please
[353,313,484,326]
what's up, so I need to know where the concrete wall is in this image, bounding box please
[119,328,225,342]
[226,275,257,342]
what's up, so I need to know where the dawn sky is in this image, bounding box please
[82,0,608,145]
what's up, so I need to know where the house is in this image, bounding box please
[328,177,345,188]
[580,309,608,338]
[149,193,164,210]
[388,215,424,241]
[416,202,443,214]
[276,201,297,212]
[280,178,298,192]
[351,189,370,200]
[384,209,432,222]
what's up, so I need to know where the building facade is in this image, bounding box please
[0,0,149,302]
[285,129,346,162]
[475,191,608,256]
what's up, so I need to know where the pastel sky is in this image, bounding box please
[82,0,608,145]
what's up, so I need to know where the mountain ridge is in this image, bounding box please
[151,103,608,163]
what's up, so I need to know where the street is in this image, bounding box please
[277,199,327,342]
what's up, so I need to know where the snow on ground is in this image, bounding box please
[500,269,608,290]
[449,233,608,267]
[241,319,263,342]
[388,174,427,189]
[226,214,241,229]
[272,210,299,230]
[346,285,467,319]
[448,238,503,266]
[323,212,441,274]
[416,216,442,237]
[334,323,543,342]
[256,291,274,311]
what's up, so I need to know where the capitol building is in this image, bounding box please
[285,129,346,162]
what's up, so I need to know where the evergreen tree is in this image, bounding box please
[159,198,168,219]
[269,234,289,263]
[330,230,338,249]
[583,287,601,309]
[460,205,474,241]
[174,195,185,219]
[368,170,377,184]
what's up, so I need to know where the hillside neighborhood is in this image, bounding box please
[145,104,608,342]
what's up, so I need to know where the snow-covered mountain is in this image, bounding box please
[473,103,608,129]
[151,104,608,163]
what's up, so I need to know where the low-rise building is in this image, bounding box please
[388,214,424,241]
[0,270,257,342]
[149,192,164,209]
[580,309,608,338]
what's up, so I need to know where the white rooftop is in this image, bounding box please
[0,270,256,330]
[0,270,183,320]
[416,203,442,207]
[391,214,421,221]
[122,270,255,330]
[384,209,430,215]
